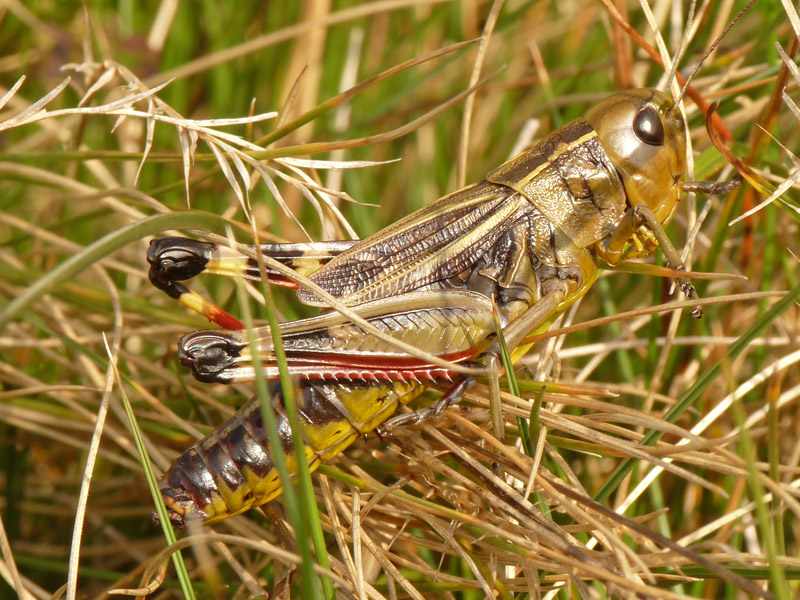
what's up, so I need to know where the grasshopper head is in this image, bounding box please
[584,89,687,229]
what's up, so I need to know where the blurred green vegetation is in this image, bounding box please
[0,1,798,598]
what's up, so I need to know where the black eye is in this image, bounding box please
[633,105,664,145]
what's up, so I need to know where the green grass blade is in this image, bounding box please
[235,247,326,600]
[594,284,800,503]
[0,211,242,331]
[114,363,195,600]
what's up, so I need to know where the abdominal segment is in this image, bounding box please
[158,378,423,526]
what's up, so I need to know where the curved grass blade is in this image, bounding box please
[0,211,243,331]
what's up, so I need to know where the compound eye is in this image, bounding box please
[633,105,664,146]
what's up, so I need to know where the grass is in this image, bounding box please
[1,1,799,598]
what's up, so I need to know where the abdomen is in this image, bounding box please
[159,379,423,526]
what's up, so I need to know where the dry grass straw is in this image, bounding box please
[0,0,798,598]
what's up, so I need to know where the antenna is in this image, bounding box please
[675,0,759,107]
[663,0,698,98]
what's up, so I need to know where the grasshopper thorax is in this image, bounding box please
[584,89,686,229]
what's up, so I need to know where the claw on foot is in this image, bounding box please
[674,267,703,319]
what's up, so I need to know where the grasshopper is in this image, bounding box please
[148,88,737,527]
